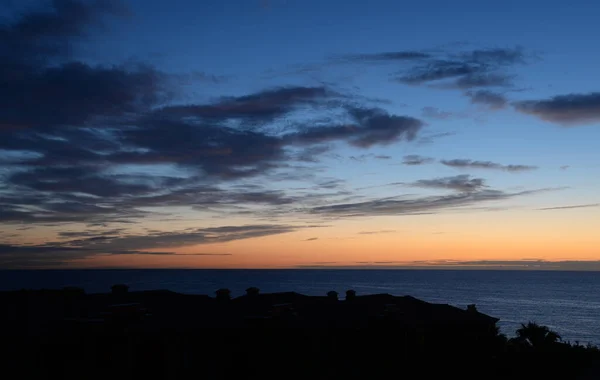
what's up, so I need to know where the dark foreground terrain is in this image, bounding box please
[2,286,599,379]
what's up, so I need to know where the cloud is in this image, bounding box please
[417,131,456,145]
[340,51,431,62]
[421,107,454,120]
[349,153,391,162]
[311,188,547,218]
[158,86,334,124]
[466,90,508,109]
[410,175,486,192]
[440,159,538,172]
[395,47,525,89]
[407,259,600,271]
[0,224,305,267]
[537,203,599,211]
[457,47,526,65]
[357,230,396,235]
[0,0,428,230]
[286,106,423,148]
[300,259,600,271]
[449,73,514,89]
[304,237,318,241]
[402,155,435,166]
[513,92,600,125]
[397,59,483,85]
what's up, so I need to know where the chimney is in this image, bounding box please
[345,289,356,301]
[327,291,338,301]
[467,304,477,312]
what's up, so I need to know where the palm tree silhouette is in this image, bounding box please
[515,322,561,349]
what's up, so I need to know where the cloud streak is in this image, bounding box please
[537,204,599,211]
[441,159,538,172]
[402,155,435,166]
[311,187,547,218]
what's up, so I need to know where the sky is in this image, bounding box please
[0,0,599,270]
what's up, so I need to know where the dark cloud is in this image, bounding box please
[466,90,508,109]
[311,188,547,218]
[410,175,486,193]
[0,0,163,132]
[0,0,125,63]
[402,155,434,166]
[7,166,155,197]
[537,203,599,211]
[0,224,304,267]
[303,237,318,241]
[58,228,125,238]
[157,86,333,124]
[341,51,431,62]
[286,107,423,148]
[513,92,600,125]
[441,159,538,172]
[1,62,168,131]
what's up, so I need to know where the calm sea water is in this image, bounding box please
[1,269,599,344]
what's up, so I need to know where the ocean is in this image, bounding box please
[2,269,599,345]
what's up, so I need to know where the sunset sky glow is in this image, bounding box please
[1,0,599,269]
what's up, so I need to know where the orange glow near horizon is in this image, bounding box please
[59,207,600,269]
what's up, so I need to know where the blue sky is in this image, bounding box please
[0,0,599,268]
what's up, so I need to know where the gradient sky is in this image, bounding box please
[1,0,599,269]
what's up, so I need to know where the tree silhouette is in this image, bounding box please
[515,322,561,349]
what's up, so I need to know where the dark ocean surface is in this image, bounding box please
[2,269,599,344]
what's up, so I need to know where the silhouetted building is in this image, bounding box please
[216,288,231,301]
[111,284,129,295]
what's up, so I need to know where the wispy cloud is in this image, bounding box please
[357,230,396,235]
[421,106,454,120]
[441,159,538,172]
[402,155,435,166]
[410,175,486,193]
[311,187,550,218]
[466,90,508,110]
[339,51,431,62]
[537,204,599,211]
